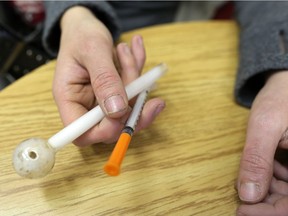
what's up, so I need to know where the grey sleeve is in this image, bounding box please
[42,1,121,57]
[234,1,288,107]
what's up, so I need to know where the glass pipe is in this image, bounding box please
[12,63,168,178]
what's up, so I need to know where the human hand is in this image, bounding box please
[53,6,165,146]
[236,71,288,215]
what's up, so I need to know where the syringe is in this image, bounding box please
[104,88,149,176]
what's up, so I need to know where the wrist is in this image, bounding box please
[61,6,95,30]
[60,6,113,46]
[266,70,288,84]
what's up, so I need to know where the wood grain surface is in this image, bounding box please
[0,21,249,215]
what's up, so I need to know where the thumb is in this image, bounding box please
[66,11,129,119]
[238,120,276,203]
[237,77,288,203]
[89,61,128,118]
[81,41,128,118]
[238,107,283,203]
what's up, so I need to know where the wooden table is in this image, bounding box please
[0,21,249,215]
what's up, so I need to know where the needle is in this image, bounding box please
[104,89,149,176]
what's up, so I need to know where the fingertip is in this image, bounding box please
[238,181,263,203]
[131,35,146,71]
[237,159,270,203]
[133,35,143,45]
[135,98,165,132]
[152,100,166,119]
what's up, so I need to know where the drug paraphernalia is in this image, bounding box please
[104,89,149,176]
[12,63,168,178]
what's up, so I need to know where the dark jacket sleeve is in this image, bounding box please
[42,1,121,57]
[234,1,288,107]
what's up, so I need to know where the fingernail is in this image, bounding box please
[239,182,261,202]
[153,104,165,118]
[137,36,143,46]
[104,95,126,114]
[123,43,131,55]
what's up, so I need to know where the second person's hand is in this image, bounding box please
[237,71,288,215]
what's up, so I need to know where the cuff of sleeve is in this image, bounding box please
[235,21,288,108]
[42,1,121,57]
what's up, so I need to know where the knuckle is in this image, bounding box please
[236,207,247,216]
[252,111,283,133]
[73,139,87,147]
[92,68,119,93]
[138,54,146,66]
[241,147,272,176]
[100,129,118,143]
[98,122,122,143]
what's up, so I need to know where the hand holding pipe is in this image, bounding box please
[12,63,168,179]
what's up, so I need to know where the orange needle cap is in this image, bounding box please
[104,133,132,176]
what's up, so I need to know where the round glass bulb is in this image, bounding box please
[12,138,55,179]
